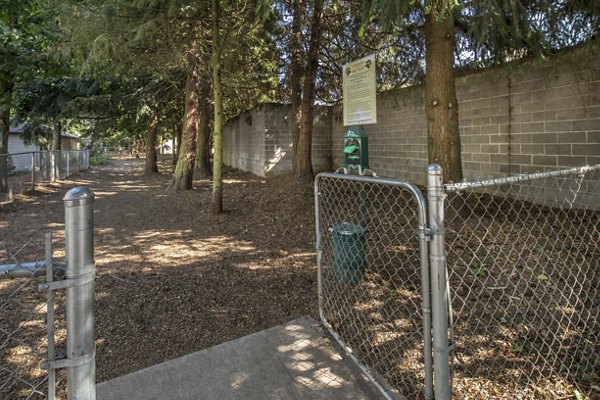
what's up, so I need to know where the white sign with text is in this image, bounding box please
[343,54,377,126]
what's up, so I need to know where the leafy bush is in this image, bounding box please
[89,154,112,165]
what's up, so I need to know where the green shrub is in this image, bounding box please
[89,155,112,165]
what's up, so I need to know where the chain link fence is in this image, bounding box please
[0,235,66,400]
[315,173,432,400]
[0,150,90,202]
[315,165,599,400]
[1,186,96,400]
[443,164,600,399]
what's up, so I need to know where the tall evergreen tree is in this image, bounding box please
[210,0,224,215]
[0,0,56,191]
[363,0,600,182]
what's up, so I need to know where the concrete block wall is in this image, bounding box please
[222,106,266,175]
[223,103,332,177]
[457,50,600,180]
[330,47,600,186]
[224,47,600,190]
[331,85,428,183]
[263,103,293,175]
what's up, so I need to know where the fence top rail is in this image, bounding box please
[1,150,87,157]
[316,171,418,189]
[444,163,600,193]
[315,171,428,228]
[316,171,427,203]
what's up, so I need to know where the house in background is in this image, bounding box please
[8,122,81,170]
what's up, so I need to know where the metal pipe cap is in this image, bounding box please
[64,186,95,206]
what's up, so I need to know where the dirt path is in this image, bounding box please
[1,156,318,382]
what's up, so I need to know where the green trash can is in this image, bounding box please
[332,223,366,285]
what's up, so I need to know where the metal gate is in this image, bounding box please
[314,172,434,400]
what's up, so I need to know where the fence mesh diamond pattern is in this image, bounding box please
[444,165,600,399]
[0,237,64,399]
[1,150,89,203]
[316,175,428,399]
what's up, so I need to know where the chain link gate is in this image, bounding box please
[315,172,433,400]
[315,164,599,400]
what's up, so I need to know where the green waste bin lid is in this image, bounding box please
[333,223,365,235]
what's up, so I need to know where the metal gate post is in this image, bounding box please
[31,152,36,190]
[427,164,451,399]
[50,151,56,182]
[64,187,96,400]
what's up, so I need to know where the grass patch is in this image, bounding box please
[90,154,112,165]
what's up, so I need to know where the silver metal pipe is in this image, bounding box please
[427,164,451,399]
[0,260,65,279]
[31,153,36,190]
[64,186,96,400]
[445,163,600,193]
[45,233,56,400]
[314,176,325,322]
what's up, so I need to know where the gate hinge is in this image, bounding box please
[417,226,431,241]
[38,268,95,292]
[417,226,447,241]
[41,347,96,370]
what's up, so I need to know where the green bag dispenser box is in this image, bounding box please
[343,126,369,170]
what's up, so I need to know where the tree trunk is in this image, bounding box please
[52,120,62,150]
[295,0,324,182]
[290,0,304,175]
[210,0,223,215]
[425,9,463,183]
[195,72,212,177]
[170,57,200,190]
[144,111,159,176]
[51,120,63,181]
[0,80,12,193]
[173,120,182,167]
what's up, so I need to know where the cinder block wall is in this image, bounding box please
[223,103,332,177]
[331,47,600,185]
[224,47,600,183]
[457,50,600,179]
[222,106,265,174]
[331,85,428,183]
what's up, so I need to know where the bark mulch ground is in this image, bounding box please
[1,155,318,388]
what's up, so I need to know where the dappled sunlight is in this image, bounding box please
[93,191,119,197]
[354,299,384,311]
[5,156,320,390]
[265,146,287,174]
[229,372,249,390]
[94,224,313,272]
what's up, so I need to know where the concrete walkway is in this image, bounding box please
[97,318,386,400]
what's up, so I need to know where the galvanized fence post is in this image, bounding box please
[66,151,71,177]
[45,232,57,400]
[64,186,96,400]
[427,164,451,399]
[31,152,36,190]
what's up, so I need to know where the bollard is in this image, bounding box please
[64,186,96,400]
[427,164,451,400]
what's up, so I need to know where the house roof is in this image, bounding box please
[9,122,28,133]
[9,122,80,139]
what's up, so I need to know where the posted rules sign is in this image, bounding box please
[342,54,377,126]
